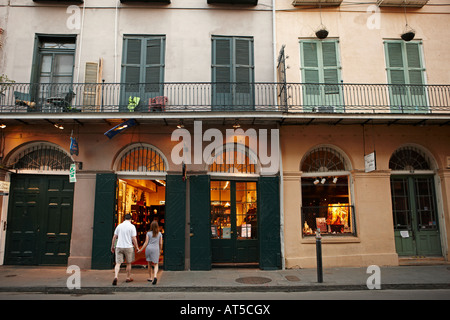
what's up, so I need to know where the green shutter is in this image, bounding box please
[91,173,117,270]
[121,36,165,111]
[212,36,254,110]
[385,41,427,112]
[300,40,342,111]
[164,174,186,271]
[189,175,211,270]
[258,176,281,270]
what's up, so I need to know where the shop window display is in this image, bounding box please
[301,176,354,236]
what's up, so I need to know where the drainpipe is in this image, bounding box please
[75,1,86,83]
[278,123,285,270]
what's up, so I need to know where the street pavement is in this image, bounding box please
[0,264,449,295]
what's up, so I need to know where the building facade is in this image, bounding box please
[0,0,449,270]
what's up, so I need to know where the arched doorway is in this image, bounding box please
[208,143,260,265]
[4,142,74,265]
[389,145,442,256]
[114,143,168,266]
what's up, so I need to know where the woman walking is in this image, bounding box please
[138,220,163,284]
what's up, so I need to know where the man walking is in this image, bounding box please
[111,214,139,285]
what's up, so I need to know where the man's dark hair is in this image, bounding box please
[124,214,132,220]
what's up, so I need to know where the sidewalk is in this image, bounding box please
[0,264,449,294]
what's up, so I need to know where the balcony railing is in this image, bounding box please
[0,82,449,114]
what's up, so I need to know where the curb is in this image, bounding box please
[0,283,448,295]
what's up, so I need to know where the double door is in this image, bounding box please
[210,181,258,264]
[5,175,74,265]
[391,176,442,256]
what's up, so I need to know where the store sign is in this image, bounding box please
[0,181,10,196]
[364,152,376,173]
[69,163,77,183]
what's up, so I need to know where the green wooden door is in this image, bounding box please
[5,174,74,266]
[258,176,281,270]
[91,173,117,269]
[190,175,211,270]
[210,180,259,264]
[391,176,441,256]
[164,174,186,271]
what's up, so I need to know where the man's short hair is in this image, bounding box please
[124,214,132,220]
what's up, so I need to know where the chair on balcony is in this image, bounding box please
[47,90,80,112]
[14,91,36,110]
[149,96,168,112]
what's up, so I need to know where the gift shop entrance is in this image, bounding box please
[115,178,166,266]
[210,180,258,264]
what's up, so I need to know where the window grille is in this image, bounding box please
[301,147,347,173]
[118,144,166,173]
[11,143,72,171]
[389,146,431,171]
[208,144,257,174]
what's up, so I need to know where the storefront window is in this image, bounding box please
[301,147,355,237]
[236,182,257,239]
[301,176,354,236]
[211,181,231,239]
[210,181,258,240]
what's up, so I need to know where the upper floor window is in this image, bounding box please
[212,36,254,110]
[299,39,343,112]
[384,40,427,113]
[121,35,166,112]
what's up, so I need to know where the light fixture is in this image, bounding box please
[333,177,338,184]
[177,120,184,129]
[313,178,320,185]
[0,123,6,129]
[321,178,326,184]
[54,123,64,130]
[233,121,241,129]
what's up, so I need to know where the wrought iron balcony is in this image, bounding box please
[0,82,449,115]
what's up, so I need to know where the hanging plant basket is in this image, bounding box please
[401,24,415,41]
[315,28,329,40]
[401,31,415,41]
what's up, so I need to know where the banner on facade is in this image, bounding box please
[69,163,77,183]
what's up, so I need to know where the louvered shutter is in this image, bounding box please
[235,38,254,108]
[300,40,342,111]
[83,62,98,110]
[212,36,254,110]
[121,36,165,111]
[212,38,232,109]
[385,41,427,112]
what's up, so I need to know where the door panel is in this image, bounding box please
[5,175,74,266]
[391,176,441,257]
[211,181,258,264]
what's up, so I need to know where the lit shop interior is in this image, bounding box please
[115,179,166,265]
[301,176,354,236]
[210,181,258,240]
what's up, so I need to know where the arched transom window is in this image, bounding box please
[208,144,258,175]
[389,146,432,171]
[117,144,167,173]
[301,147,347,173]
[9,142,72,171]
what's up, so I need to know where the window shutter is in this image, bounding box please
[83,62,98,108]
[385,41,427,111]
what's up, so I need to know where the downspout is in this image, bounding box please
[272,0,285,270]
[75,1,86,83]
[114,0,119,82]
